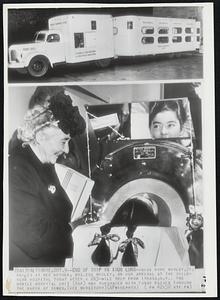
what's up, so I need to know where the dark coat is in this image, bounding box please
[9,144,73,269]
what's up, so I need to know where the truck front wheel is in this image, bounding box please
[27,56,49,77]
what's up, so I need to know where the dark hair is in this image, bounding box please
[149,100,187,128]
[49,92,86,137]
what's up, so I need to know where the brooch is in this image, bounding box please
[48,185,56,194]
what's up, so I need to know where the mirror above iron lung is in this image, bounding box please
[85,97,194,143]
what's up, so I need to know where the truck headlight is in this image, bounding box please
[10,49,22,62]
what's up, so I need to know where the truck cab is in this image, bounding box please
[8,29,65,77]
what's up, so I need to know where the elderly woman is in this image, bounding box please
[9,92,85,269]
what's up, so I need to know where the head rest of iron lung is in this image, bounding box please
[109,195,159,227]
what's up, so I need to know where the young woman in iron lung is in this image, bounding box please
[149,100,188,140]
[148,99,202,207]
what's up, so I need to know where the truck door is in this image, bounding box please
[45,33,65,64]
[74,31,97,62]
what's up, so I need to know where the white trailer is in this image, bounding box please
[8,14,114,77]
[113,15,201,57]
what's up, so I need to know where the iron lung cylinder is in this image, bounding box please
[69,140,201,267]
[92,139,198,227]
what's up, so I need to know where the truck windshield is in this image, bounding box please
[34,33,46,42]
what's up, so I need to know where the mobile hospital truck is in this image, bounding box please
[8,14,201,77]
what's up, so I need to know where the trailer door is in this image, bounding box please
[73,31,97,62]
[73,17,114,63]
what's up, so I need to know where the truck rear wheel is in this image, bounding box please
[95,58,111,68]
[27,56,49,77]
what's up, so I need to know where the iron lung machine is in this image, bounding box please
[71,139,202,268]
[70,100,203,268]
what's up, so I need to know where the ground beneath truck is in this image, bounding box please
[8,53,203,83]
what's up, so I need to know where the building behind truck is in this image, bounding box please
[8,14,201,78]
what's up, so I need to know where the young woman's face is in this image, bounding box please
[150,110,181,139]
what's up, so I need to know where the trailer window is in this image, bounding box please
[185,27,193,34]
[141,27,154,34]
[74,33,84,48]
[185,36,192,42]
[127,21,133,29]
[158,36,169,43]
[158,27,169,34]
[47,34,60,43]
[172,27,182,34]
[91,20,96,30]
[197,28,200,34]
[142,37,154,44]
[172,36,182,43]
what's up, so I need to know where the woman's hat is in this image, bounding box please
[17,92,86,143]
